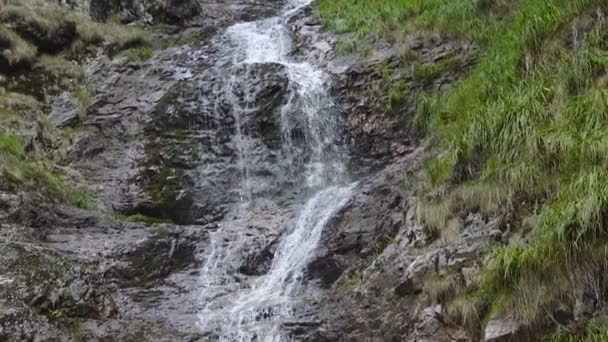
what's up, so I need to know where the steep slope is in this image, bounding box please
[313,0,608,340]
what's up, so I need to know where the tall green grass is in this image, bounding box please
[317,0,515,47]
[319,0,608,335]
[432,0,608,329]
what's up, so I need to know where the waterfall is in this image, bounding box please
[198,1,353,340]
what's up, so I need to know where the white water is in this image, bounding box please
[198,1,353,340]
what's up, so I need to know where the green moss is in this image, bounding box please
[411,55,460,82]
[173,129,188,141]
[160,40,173,49]
[113,213,168,225]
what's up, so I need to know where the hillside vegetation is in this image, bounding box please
[319,0,608,339]
[0,0,150,208]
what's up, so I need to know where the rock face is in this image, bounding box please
[129,62,292,224]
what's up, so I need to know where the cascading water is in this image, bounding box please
[198,1,354,340]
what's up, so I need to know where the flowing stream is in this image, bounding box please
[197,1,353,340]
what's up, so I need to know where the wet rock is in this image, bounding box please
[112,229,199,287]
[306,155,416,288]
[239,238,279,276]
[0,306,69,342]
[131,62,291,224]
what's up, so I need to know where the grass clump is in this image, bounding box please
[385,80,407,115]
[178,31,210,46]
[445,293,486,334]
[35,55,83,80]
[0,132,92,208]
[0,133,24,157]
[0,25,37,66]
[71,85,91,117]
[119,46,153,62]
[423,270,464,302]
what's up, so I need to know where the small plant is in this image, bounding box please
[119,46,154,62]
[69,192,93,209]
[113,212,168,225]
[37,114,55,142]
[48,309,63,319]
[0,133,23,157]
[337,271,362,291]
[178,31,209,46]
[385,80,407,115]
[71,86,91,118]
[336,37,358,55]
[372,235,397,256]
[423,271,464,302]
[445,293,485,334]
[68,319,84,342]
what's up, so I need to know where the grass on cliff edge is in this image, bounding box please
[319,0,608,337]
[0,133,91,208]
[317,0,519,51]
[0,0,150,61]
